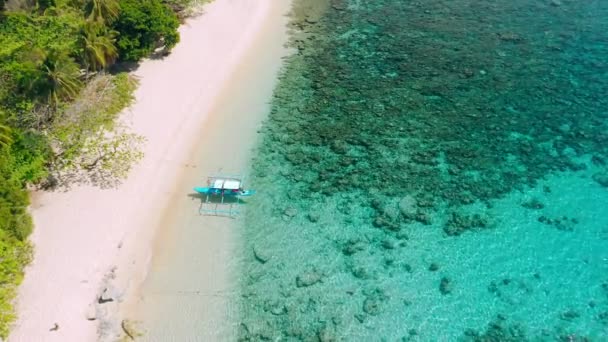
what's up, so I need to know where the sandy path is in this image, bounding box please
[10,1,283,341]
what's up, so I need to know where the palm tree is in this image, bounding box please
[0,124,12,148]
[81,22,118,71]
[84,0,119,23]
[35,49,83,105]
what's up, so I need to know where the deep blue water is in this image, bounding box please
[237,0,608,340]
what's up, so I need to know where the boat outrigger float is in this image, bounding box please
[194,175,255,217]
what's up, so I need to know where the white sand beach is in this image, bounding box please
[10,1,290,341]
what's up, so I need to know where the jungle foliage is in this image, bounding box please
[0,0,189,337]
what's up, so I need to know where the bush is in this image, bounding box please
[0,145,35,338]
[112,0,179,62]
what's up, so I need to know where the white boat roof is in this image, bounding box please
[212,178,241,190]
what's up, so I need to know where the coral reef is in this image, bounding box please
[237,0,608,339]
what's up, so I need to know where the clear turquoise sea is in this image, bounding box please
[236,0,608,340]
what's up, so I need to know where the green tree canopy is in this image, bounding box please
[84,0,119,23]
[111,0,179,62]
[79,21,117,71]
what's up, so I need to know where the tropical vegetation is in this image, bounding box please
[0,0,194,337]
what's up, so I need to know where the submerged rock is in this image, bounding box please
[440,277,453,295]
[253,246,272,264]
[296,270,323,287]
[342,239,367,255]
[307,212,321,223]
[381,238,398,250]
[282,207,298,221]
[362,288,389,315]
[317,324,337,342]
[399,195,418,219]
[521,198,544,210]
[362,297,383,315]
[592,172,608,187]
[444,211,490,236]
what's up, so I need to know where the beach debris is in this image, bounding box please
[85,305,97,321]
[439,277,453,295]
[296,270,323,287]
[121,320,136,341]
[49,323,59,331]
[98,286,116,304]
[253,245,272,264]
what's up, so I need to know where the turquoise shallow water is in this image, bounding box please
[236,0,608,340]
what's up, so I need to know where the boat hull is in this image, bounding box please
[193,187,256,196]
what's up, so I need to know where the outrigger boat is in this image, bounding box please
[194,175,255,216]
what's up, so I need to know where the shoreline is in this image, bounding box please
[125,1,292,339]
[10,1,287,341]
